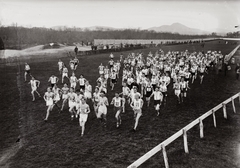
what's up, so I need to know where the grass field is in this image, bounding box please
[1,40,240,168]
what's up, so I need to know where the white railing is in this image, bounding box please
[128,92,240,168]
[94,38,218,45]
[224,44,240,63]
[94,38,240,45]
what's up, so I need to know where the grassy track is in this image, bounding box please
[1,40,240,168]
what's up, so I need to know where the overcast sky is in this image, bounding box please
[0,0,239,32]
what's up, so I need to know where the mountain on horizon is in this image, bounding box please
[147,23,210,35]
[51,23,227,35]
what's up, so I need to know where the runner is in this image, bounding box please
[151,74,159,91]
[180,77,190,102]
[109,53,114,59]
[120,82,131,112]
[98,63,105,75]
[115,61,121,78]
[70,73,78,90]
[28,76,41,101]
[73,56,79,70]
[120,53,123,62]
[58,59,64,74]
[199,65,206,84]
[110,70,118,90]
[62,65,69,83]
[84,80,92,100]
[99,77,107,94]
[149,86,163,116]
[60,83,69,112]
[127,74,134,89]
[78,74,86,91]
[75,89,84,118]
[130,94,143,131]
[92,87,100,117]
[68,87,77,120]
[48,75,59,88]
[139,74,147,96]
[43,87,55,121]
[69,58,75,71]
[130,86,141,103]
[111,93,125,128]
[173,79,181,104]
[52,84,61,111]
[165,73,171,87]
[24,63,31,82]
[96,74,105,85]
[184,69,191,86]
[109,58,114,70]
[145,80,153,107]
[104,65,110,80]
[74,46,78,55]
[77,98,90,136]
[190,64,197,84]
[159,81,168,104]
[97,91,109,127]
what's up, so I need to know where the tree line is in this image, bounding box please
[0,26,230,49]
[226,31,240,38]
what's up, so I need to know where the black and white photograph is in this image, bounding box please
[0,0,240,167]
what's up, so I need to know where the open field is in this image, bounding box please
[0,45,91,59]
[1,40,240,168]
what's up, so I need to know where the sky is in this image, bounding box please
[0,0,240,33]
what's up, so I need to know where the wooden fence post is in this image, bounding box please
[212,110,217,128]
[232,98,236,113]
[199,119,204,138]
[183,129,189,154]
[162,144,169,168]
[223,103,227,119]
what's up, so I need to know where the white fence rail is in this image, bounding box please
[224,44,240,63]
[94,38,240,45]
[94,38,218,45]
[128,92,240,168]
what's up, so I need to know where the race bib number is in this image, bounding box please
[80,80,84,85]
[115,101,120,107]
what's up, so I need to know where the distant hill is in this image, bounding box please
[147,23,210,35]
[51,23,228,35]
[50,23,230,35]
[83,26,117,31]
[51,26,118,31]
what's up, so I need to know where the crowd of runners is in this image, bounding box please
[24,49,224,136]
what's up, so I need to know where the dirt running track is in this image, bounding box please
[1,40,240,168]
